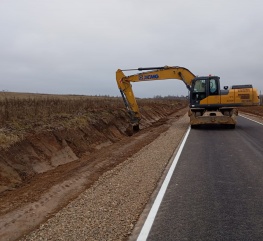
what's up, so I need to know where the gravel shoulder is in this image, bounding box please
[20,112,189,241]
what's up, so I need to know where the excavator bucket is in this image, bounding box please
[125,124,139,136]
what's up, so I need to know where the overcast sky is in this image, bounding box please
[0,0,263,97]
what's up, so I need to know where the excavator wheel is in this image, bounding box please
[191,125,199,129]
[228,124,236,129]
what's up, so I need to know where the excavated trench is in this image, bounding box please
[0,102,187,194]
[1,104,261,196]
[0,100,188,241]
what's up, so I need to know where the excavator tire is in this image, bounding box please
[191,125,199,129]
[228,124,236,129]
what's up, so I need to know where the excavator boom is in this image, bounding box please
[116,66,195,128]
[117,66,195,90]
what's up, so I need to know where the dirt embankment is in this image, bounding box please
[238,106,263,117]
[0,98,187,194]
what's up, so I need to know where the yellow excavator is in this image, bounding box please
[116,66,259,130]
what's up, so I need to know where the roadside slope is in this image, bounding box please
[0,103,188,241]
[19,111,189,241]
[0,98,187,193]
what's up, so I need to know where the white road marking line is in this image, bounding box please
[240,115,263,126]
[136,127,191,241]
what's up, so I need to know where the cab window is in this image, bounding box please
[193,79,206,92]
[209,79,218,95]
[192,79,206,102]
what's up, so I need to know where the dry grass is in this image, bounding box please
[0,93,121,124]
[239,106,263,117]
[0,132,20,149]
[0,92,187,148]
[0,92,186,124]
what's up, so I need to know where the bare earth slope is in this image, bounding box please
[0,97,186,194]
[0,96,188,241]
[19,110,189,241]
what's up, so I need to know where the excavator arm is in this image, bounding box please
[116,66,196,129]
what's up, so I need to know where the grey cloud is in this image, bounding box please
[0,0,263,97]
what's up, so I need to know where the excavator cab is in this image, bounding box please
[190,76,220,106]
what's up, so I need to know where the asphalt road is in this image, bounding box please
[147,116,263,241]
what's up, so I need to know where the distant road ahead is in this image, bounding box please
[147,116,263,241]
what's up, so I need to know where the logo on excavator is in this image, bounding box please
[139,74,159,80]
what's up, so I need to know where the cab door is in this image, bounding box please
[190,79,207,106]
[206,78,220,105]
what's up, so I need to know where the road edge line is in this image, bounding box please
[240,114,263,126]
[136,126,191,241]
